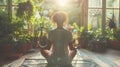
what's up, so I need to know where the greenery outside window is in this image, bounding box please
[106,0,119,28]
[88,0,102,29]
[0,0,7,5]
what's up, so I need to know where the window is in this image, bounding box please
[106,0,119,28]
[88,0,120,29]
[88,0,102,29]
[0,0,7,12]
[0,0,7,5]
[1,0,120,29]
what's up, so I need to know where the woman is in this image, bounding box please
[40,11,77,67]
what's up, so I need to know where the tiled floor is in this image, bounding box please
[3,49,120,67]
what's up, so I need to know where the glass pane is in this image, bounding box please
[106,10,119,28]
[12,0,27,5]
[89,0,102,8]
[0,0,7,5]
[69,8,81,25]
[106,0,119,8]
[88,9,102,29]
[0,6,7,12]
[12,6,18,18]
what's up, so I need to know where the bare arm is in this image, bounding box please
[44,40,52,50]
[39,36,52,50]
[43,31,53,50]
[69,40,76,50]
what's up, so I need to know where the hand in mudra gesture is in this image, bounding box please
[38,36,50,49]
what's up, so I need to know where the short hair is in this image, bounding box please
[51,11,68,25]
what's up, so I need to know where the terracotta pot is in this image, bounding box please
[27,43,32,49]
[18,44,29,53]
[110,40,120,50]
[0,44,14,52]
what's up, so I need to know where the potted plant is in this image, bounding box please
[0,11,16,52]
[75,24,94,49]
[0,11,24,59]
[16,0,35,20]
[106,15,120,49]
[16,0,35,35]
[17,34,32,53]
[79,30,93,48]
[110,29,120,50]
[87,29,109,52]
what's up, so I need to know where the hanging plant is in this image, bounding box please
[16,0,35,20]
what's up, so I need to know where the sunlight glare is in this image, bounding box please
[57,0,68,7]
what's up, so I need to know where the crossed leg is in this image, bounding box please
[40,48,77,60]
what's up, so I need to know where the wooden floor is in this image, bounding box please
[78,49,120,67]
[3,49,120,67]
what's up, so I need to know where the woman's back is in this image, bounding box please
[40,11,76,66]
[48,28,72,64]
